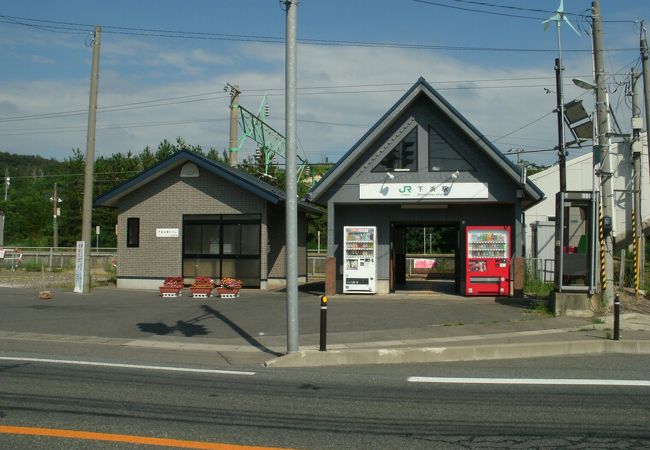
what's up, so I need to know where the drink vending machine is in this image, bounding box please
[466,225,511,296]
[343,226,377,293]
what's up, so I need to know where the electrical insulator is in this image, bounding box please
[264,104,270,117]
[305,166,310,176]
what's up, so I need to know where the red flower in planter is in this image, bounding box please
[219,277,242,290]
[163,276,183,288]
[191,276,215,289]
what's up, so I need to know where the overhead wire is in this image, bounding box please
[0,14,638,53]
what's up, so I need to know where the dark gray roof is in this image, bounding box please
[94,150,322,214]
[307,77,544,206]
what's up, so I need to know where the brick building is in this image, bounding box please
[94,150,320,290]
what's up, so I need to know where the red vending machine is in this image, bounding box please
[466,226,511,296]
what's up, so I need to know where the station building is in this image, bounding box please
[307,77,544,295]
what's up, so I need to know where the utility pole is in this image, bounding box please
[3,169,8,201]
[50,182,61,249]
[81,25,101,294]
[555,58,567,193]
[630,68,645,291]
[641,22,650,176]
[0,169,7,247]
[284,0,299,353]
[592,1,614,304]
[226,83,241,167]
[631,68,644,289]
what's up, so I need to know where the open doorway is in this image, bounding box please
[391,223,459,294]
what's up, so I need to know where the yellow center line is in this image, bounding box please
[0,425,293,450]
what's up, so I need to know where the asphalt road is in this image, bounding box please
[1,355,650,449]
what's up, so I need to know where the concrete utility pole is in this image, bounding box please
[284,0,299,353]
[641,22,650,177]
[81,25,101,294]
[632,68,643,289]
[592,1,614,304]
[227,83,241,167]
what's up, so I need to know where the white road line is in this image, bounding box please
[0,356,255,376]
[407,377,650,387]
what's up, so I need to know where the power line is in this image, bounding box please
[411,0,638,24]
[0,14,637,53]
[0,75,617,125]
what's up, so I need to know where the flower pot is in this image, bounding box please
[159,286,182,298]
[216,288,239,299]
[190,287,213,298]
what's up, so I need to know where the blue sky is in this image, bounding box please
[0,0,648,166]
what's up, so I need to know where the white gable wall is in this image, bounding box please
[525,133,649,258]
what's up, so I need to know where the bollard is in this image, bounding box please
[613,293,620,341]
[319,295,328,351]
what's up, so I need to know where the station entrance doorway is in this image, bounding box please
[390,223,460,294]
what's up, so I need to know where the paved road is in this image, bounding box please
[1,355,650,449]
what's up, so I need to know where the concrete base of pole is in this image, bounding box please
[551,291,601,317]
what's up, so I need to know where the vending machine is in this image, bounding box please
[343,226,377,293]
[466,225,511,296]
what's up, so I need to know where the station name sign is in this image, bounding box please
[359,182,488,200]
[156,228,179,237]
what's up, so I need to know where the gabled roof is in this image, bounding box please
[94,150,322,214]
[307,77,544,206]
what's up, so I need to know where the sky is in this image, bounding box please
[0,0,648,168]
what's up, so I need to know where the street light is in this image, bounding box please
[572,78,596,91]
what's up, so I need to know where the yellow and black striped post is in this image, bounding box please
[599,199,606,293]
[633,208,640,296]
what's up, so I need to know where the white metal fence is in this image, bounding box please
[0,246,117,272]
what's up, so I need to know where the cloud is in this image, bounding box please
[0,38,616,166]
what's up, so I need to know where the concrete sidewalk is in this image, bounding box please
[0,285,649,368]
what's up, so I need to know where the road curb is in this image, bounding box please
[263,340,650,368]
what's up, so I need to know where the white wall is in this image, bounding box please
[525,132,649,258]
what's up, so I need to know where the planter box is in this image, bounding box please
[190,287,213,298]
[159,286,183,298]
[216,288,239,299]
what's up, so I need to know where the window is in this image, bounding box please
[428,126,474,172]
[126,218,140,248]
[372,127,418,172]
[182,214,261,287]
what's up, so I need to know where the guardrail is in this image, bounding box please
[0,246,117,272]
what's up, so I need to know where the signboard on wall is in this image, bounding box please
[156,228,179,237]
[359,182,488,200]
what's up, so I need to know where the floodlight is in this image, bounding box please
[564,99,590,124]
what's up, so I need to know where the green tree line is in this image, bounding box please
[0,138,328,249]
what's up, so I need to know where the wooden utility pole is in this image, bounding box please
[80,26,101,293]
[555,58,567,193]
[51,182,60,249]
[592,1,614,304]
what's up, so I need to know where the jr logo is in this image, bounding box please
[399,185,412,194]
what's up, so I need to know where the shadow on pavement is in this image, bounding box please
[495,297,537,309]
[201,305,282,356]
[137,320,209,337]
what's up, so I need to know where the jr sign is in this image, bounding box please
[359,182,488,200]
